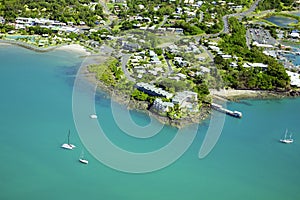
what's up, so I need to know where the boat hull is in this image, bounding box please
[61,143,76,150]
[79,159,89,164]
[280,139,293,144]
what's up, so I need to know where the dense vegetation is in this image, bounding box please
[257,0,296,11]
[0,0,105,26]
[88,58,123,87]
[217,17,290,90]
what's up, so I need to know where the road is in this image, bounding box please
[121,54,135,82]
[195,0,263,40]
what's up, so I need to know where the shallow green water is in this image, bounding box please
[0,46,300,200]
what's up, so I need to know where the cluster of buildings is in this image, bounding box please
[127,50,165,79]
[14,17,80,33]
[136,82,198,113]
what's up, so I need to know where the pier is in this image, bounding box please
[211,103,242,118]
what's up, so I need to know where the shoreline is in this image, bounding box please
[210,89,280,100]
[0,39,91,56]
[78,62,211,129]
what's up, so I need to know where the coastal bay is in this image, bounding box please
[1,0,300,199]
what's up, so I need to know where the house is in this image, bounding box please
[208,45,220,51]
[221,54,232,59]
[230,62,238,67]
[123,42,140,52]
[289,32,300,38]
[112,0,126,3]
[167,44,179,53]
[175,28,184,34]
[286,71,300,87]
[243,62,268,69]
[176,73,187,80]
[153,98,174,112]
[148,70,158,76]
[252,41,273,48]
[138,4,145,9]
[174,57,189,67]
[150,57,162,65]
[263,50,277,58]
[149,50,156,57]
[200,66,210,73]
[184,0,195,4]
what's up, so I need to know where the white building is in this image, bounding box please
[153,98,174,112]
[136,82,173,99]
[290,32,300,38]
[172,91,198,107]
[243,62,268,69]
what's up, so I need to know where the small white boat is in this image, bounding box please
[79,158,89,164]
[61,143,76,150]
[79,150,89,164]
[280,129,294,144]
[61,130,76,150]
[90,114,98,119]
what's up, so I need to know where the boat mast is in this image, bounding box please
[80,149,84,159]
[284,129,288,139]
[68,130,70,145]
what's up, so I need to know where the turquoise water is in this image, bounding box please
[1,45,300,199]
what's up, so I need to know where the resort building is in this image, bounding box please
[153,98,174,112]
[172,91,198,108]
[14,17,79,33]
[136,82,173,99]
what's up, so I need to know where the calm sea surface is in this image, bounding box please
[1,45,300,200]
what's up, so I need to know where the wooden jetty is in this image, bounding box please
[211,103,242,118]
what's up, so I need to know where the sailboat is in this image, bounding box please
[280,129,294,144]
[61,130,76,150]
[79,150,89,164]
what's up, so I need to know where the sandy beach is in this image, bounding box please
[210,88,285,100]
[56,44,91,56]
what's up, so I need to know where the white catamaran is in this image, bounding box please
[280,129,294,144]
[61,130,76,150]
